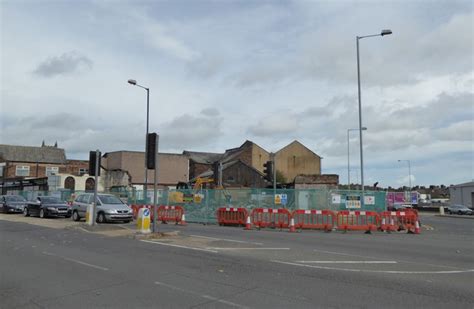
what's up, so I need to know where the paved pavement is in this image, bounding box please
[1,213,473,308]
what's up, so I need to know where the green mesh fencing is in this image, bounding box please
[12,188,386,224]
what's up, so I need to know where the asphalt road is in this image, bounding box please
[1,213,473,308]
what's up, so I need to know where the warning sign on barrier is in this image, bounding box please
[346,195,361,209]
[275,194,281,204]
[274,194,288,205]
[331,194,341,204]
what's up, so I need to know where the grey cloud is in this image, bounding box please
[159,109,223,149]
[33,52,93,78]
[200,107,220,117]
[247,112,299,137]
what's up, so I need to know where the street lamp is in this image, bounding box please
[397,159,412,190]
[347,127,367,190]
[128,79,150,201]
[356,29,392,206]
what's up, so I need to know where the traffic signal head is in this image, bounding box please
[263,160,273,181]
[146,133,158,169]
[89,151,101,176]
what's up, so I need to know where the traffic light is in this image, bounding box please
[89,151,101,176]
[146,133,158,169]
[263,160,273,181]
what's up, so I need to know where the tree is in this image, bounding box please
[276,170,287,184]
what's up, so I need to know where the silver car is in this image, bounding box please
[71,193,133,223]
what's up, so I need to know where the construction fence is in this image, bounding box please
[13,188,386,225]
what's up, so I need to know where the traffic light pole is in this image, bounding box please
[272,153,276,195]
[92,149,99,226]
[152,135,159,233]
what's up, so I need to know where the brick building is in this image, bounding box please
[102,151,189,188]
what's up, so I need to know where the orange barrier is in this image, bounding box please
[379,211,398,232]
[336,210,380,233]
[251,208,291,230]
[158,205,184,224]
[396,210,419,233]
[216,207,249,226]
[292,209,336,231]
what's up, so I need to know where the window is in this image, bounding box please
[79,168,87,176]
[46,166,59,176]
[16,166,30,177]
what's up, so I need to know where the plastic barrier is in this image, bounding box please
[379,211,398,232]
[396,210,419,233]
[158,205,184,224]
[216,207,249,226]
[251,208,291,230]
[292,209,336,231]
[336,210,380,233]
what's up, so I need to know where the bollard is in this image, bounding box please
[137,207,151,234]
[86,204,94,225]
[439,206,445,215]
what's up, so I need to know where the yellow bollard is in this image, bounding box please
[137,207,151,234]
[86,204,94,225]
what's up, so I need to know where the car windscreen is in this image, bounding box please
[40,197,63,204]
[5,195,26,202]
[98,195,123,204]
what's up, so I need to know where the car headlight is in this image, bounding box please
[105,210,117,214]
[47,207,57,211]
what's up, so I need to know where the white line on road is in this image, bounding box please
[42,251,109,271]
[155,281,248,309]
[296,261,397,264]
[207,247,290,251]
[313,248,463,270]
[140,240,218,253]
[271,260,474,274]
[190,234,263,245]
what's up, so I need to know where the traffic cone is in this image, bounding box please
[180,213,187,226]
[244,215,252,230]
[414,220,420,234]
[289,218,296,233]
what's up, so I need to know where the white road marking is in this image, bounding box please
[207,247,290,251]
[155,281,248,309]
[42,251,108,271]
[313,249,463,270]
[271,260,474,274]
[190,234,263,245]
[296,261,397,264]
[141,240,218,253]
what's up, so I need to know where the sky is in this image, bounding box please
[1,0,473,188]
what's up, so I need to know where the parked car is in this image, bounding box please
[0,195,27,214]
[24,196,71,218]
[446,204,473,215]
[71,193,133,223]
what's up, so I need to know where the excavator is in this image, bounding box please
[170,177,231,203]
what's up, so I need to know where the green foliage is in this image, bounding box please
[276,170,287,183]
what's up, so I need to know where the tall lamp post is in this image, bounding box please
[356,29,392,206]
[398,159,412,190]
[128,79,150,201]
[347,127,367,190]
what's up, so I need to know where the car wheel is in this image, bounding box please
[72,210,80,221]
[458,211,463,215]
[123,220,131,224]
[39,209,46,218]
[97,212,106,224]
[23,207,30,217]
